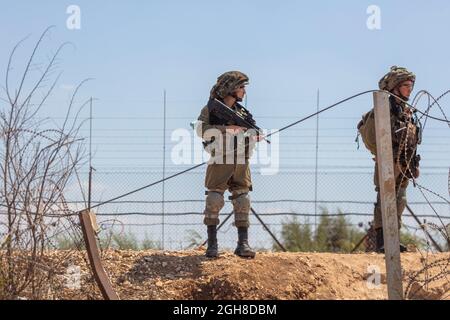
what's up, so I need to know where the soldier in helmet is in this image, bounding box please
[357,66,421,253]
[195,71,262,259]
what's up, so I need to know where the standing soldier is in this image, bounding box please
[357,66,421,253]
[195,71,262,258]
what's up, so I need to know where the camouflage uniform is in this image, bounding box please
[358,66,420,251]
[195,71,257,258]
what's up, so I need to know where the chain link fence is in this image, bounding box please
[66,167,449,251]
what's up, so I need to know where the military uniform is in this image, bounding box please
[195,71,257,258]
[358,66,420,252]
[358,96,420,230]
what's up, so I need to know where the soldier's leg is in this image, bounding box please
[203,164,233,258]
[229,164,253,228]
[373,164,384,252]
[203,163,235,225]
[203,190,225,226]
[230,189,251,228]
[394,172,409,252]
[374,164,409,253]
[205,163,235,193]
[203,190,224,258]
[395,172,410,230]
[229,164,255,258]
[395,184,408,252]
[396,187,407,228]
[373,164,383,229]
[373,189,383,230]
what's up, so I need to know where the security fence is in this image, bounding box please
[67,167,449,251]
[2,103,449,252]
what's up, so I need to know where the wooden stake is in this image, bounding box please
[373,91,404,300]
[79,210,120,300]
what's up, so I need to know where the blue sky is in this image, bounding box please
[1,0,447,166]
[2,1,450,116]
[1,1,449,247]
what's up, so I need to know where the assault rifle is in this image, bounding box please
[207,98,270,144]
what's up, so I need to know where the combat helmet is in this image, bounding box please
[378,66,416,92]
[210,71,249,100]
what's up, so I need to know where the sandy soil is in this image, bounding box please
[44,249,450,300]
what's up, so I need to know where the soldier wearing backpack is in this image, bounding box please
[357,66,421,253]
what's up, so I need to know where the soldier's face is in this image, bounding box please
[397,80,414,99]
[234,85,246,101]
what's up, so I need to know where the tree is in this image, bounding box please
[276,208,366,253]
[275,216,313,252]
[314,208,332,252]
[0,27,89,299]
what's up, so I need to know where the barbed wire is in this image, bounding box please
[69,89,449,213]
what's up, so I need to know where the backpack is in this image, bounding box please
[357,109,377,155]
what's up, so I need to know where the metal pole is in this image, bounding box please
[351,233,368,253]
[162,90,167,250]
[405,204,443,252]
[251,207,286,252]
[88,97,93,210]
[314,89,320,230]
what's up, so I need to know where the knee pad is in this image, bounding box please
[205,191,225,214]
[232,193,251,228]
[231,193,251,214]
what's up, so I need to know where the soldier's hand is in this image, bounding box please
[413,167,420,178]
[252,134,265,142]
[226,125,246,134]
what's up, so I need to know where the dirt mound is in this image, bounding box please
[52,249,449,300]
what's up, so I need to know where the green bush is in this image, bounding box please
[141,233,161,250]
[276,208,366,253]
[399,230,426,250]
[276,207,431,253]
[276,216,314,252]
[110,232,139,250]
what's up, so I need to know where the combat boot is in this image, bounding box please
[205,225,218,258]
[234,227,256,258]
[375,227,384,253]
[376,228,408,253]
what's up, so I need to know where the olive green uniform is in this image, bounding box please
[196,104,254,227]
[358,96,420,230]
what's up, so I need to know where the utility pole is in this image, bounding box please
[314,89,320,230]
[162,90,167,250]
[88,97,93,210]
